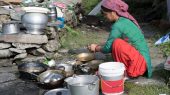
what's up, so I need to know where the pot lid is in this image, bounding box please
[44,88,70,95]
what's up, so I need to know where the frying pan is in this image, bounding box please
[36,70,66,89]
[18,62,48,80]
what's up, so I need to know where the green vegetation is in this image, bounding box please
[125,82,170,95]
[82,0,100,14]
[158,42,170,57]
[60,27,108,49]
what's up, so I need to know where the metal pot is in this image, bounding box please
[37,70,66,89]
[64,75,99,95]
[21,12,48,34]
[18,62,48,80]
[76,53,95,62]
[2,22,20,34]
[56,63,74,77]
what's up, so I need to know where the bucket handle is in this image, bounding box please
[88,76,97,91]
[102,80,124,88]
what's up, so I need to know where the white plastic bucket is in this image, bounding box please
[99,62,125,77]
[99,62,125,95]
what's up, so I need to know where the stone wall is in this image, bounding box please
[0,9,62,66]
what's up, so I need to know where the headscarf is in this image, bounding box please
[102,0,140,28]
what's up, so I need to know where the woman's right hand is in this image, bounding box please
[88,44,98,52]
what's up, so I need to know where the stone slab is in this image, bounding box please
[0,34,48,44]
[0,8,9,15]
[0,43,11,49]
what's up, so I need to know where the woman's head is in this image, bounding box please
[101,0,140,28]
[101,5,119,22]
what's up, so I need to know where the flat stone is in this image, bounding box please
[14,53,27,60]
[0,34,48,44]
[0,73,17,83]
[42,39,61,52]
[0,59,13,67]
[0,43,11,49]
[0,8,10,15]
[12,43,41,49]
[9,48,26,53]
[0,49,13,58]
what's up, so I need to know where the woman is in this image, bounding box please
[88,0,152,78]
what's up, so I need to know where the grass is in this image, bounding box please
[82,0,100,14]
[60,26,108,49]
[125,82,170,95]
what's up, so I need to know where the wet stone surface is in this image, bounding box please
[0,79,47,95]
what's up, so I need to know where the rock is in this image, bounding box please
[9,48,26,54]
[0,43,11,49]
[0,49,13,58]
[0,59,13,67]
[47,27,58,39]
[14,53,27,60]
[5,0,22,4]
[20,55,45,63]
[0,15,10,24]
[53,52,63,59]
[0,34,48,44]
[45,52,55,59]
[0,8,10,15]
[43,39,61,52]
[27,48,46,56]
[10,10,25,21]
[12,43,40,49]
[0,73,17,83]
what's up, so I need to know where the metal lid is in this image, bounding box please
[44,88,70,95]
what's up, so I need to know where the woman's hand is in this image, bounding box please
[88,44,100,52]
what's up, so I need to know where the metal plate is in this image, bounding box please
[44,88,71,95]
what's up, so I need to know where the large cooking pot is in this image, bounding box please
[21,12,48,34]
[18,62,48,80]
[2,22,20,34]
[36,70,66,89]
[64,75,99,95]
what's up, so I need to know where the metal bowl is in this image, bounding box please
[2,22,20,34]
[76,53,95,62]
